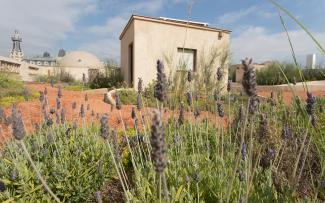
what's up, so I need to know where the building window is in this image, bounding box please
[37,61,42,65]
[176,48,197,71]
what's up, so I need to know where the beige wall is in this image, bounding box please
[120,18,230,91]
[120,22,135,85]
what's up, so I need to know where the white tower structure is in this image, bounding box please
[306,54,316,69]
[10,30,24,61]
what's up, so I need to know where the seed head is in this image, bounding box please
[87,104,90,110]
[306,91,315,116]
[249,95,259,114]
[134,117,139,130]
[0,107,6,124]
[281,123,291,140]
[72,101,77,110]
[80,104,85,118]
[10,170,18,181]
[187,70,193,82]
[47,132,54,144]
[241,142,247,160]
[115,95,122,110]
[55,112,60,124]
[60,108,65,124]
[178,103,184,125]
[85,93,88,102]
[131,107,136,119]
[194,106,200,119]
[50,78,54,87]
[23,88,29,101]
[138,77,143,94]
[237,170,245,182]
[58,86,63,98]
[186,91,192,106]
[154,60,167,102]
[103,93,110,104]
[267,148,275,160]
[259,114,268,142]
[44,87,48,95]
[137,94,142,110]
[217,102,224,117]
[150,110,167,175]
[195,94,198,102]
[96,191,103,203]
[238,105,245,123]
[50,108,56,114]
[56,97,61,110]
[100,115,109,139]
[241,58,257,97]
[82,73,86,83]
[39,91,45,103]
[0,180,5,192]
[192,172,200,182]
[34,123,40,133]
[11,106,26,140]
[217,67,223,81]
[112,129,121,162]
[45,114,53,127]
[227,80,232,92]
[214,89,219,101]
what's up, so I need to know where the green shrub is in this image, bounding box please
[0,73,22,89]
[0,124,113,202]
[89,72,124,89]
[256,62,325,85]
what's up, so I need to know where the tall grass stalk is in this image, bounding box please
[269,0,325,54]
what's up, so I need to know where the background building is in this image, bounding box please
[120,15,231,90]
[0,30,104,82]
[24,51,57,67]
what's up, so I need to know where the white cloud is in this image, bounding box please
[231,26,325,64]
[0,0,97,57]
[80,0,184,62]
[217,6,257,25]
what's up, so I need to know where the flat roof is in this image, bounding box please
[119,14,231,40]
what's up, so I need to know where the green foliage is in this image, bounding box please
[117,87,157,108]
[63,84,90,91]
[34,69,75,84]
[89,70,124,89]
[0,91,39,107]
[0,124,113,202]
[0,73,22,89]
[256,62,325,85]
[126,95,324,202]
[0,74,38,106]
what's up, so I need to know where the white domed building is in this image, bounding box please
[57,51,104,81]
[0,31,105,82]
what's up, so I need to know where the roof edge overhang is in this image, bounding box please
[119,14,232,40]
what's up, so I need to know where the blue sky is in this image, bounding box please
[0,0,324,64]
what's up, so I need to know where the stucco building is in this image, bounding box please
[120,15,231,90]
